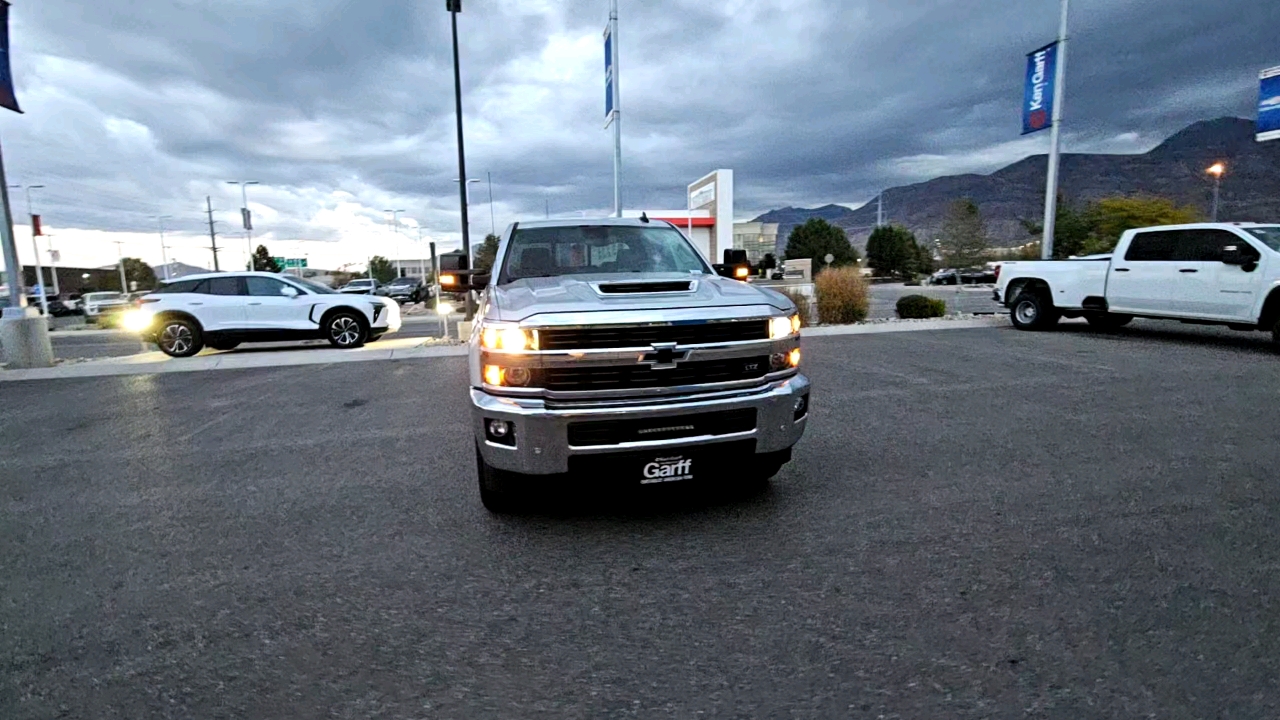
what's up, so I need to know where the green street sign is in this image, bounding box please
[273,257,308,269]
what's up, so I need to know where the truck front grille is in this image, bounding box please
[542,356,771,392]
[538,320,769,351]
[568,409,757,447]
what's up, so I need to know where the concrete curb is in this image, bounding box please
[2,317,1010,382]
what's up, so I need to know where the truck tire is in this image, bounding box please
[1085,313,1132,330]
[476,445,519,513]
[1010,292,1059,331]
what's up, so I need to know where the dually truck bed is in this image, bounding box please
[996,257,1112,309]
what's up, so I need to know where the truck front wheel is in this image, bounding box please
[476,445,519,513]
[1010,292,1059,331]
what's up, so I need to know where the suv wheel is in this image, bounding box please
[325,311,367,349]
[1010,292,1059,331]
[156,318,203,358]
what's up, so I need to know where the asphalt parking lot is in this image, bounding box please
[3,324,1279,718]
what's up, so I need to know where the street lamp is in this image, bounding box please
[384,209,406,278]
[1206,163,1226,222]
[226,181,260,270]
[448,0,474,321]
[8,184,48,313]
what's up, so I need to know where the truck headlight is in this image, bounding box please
[769,314,801,339]
[481,323,536,352]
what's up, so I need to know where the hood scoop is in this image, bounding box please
[595,281,695,295]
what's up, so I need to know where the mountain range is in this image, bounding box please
[754,117,1280,253]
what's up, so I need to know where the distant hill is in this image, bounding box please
[755,117,1280,253]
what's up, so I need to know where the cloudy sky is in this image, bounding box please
[0,0,1275,273]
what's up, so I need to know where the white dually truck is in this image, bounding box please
[995,223,1280,344]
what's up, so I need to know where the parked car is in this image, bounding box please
[997,223,1280,341]
[930,269,959,286]
[338,279,379,295]
[380,276,427,304]
[128,272,402,357]
[447,218,810,513]
[81,291,129,321]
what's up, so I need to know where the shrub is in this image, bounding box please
[780,290,813,327]
[814,267,869,325]
[896,294,947,319]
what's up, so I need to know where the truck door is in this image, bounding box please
[1108,230,1178,316]
[1191,229,1264,320]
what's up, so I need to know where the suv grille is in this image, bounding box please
[539,320,769,351]
[568,409,757,447]
[543,356,770,392]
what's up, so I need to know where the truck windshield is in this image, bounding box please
[1244,226,1280,251]
[500,225,710,282]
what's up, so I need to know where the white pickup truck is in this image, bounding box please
[996,223,1280,344]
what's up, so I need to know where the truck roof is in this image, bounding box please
[511,217,679,231]
[1125,222,1280,232]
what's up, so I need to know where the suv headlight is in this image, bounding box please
[769,314,801,340]
[480,323,536,352]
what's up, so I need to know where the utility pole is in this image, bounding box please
[447,0,475,321]
[876,193,884,228]
[1040,0,1070,260]
[205,196,221,271]
[607,0,623,217]
[487,171,496,237]
[385,209,405,277]
[156,215,172,281]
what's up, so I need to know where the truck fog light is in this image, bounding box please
[788,348,802,367]
[505,367,532,387]
[485,419,516,446]
[794,393,809,420]
[770,353,788,371]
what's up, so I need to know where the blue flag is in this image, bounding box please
[1022,42,1057,135]
[0,1,19,114]
[1259,66,1280,142]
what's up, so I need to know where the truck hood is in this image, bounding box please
[489,273,790,322]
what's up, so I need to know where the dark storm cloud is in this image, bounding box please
[1,0,1275,257]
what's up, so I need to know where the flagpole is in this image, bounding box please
[610,0,622,218]
[1040,0,1069,260]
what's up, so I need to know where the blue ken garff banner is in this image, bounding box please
[1258,66,1280,142]
[0,0,21,114]
[1022,42,1057,135]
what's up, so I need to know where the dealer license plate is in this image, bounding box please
[640,455,694,485]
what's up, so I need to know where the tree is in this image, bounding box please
[474,233,501,274]
[252,245,282,273]
[938,199,989,269]
[367,256,396,283]
[1083,196,1201,255]
[865,225,922,279]
[783,218,859,273]
[121,258,157,291]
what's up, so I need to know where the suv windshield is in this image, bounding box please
[1244,226,1280,251]
[389,277,417,286]
[500,225,709,282]
[290,277,338,295]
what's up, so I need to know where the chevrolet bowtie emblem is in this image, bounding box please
[641,342,688,370]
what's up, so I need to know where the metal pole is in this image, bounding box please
[157,216,171,280]
[206,196,221,271]
[487,171,496,237]
[1212,175,1221,222]
[114,240,128,292]
[610,0,623,218]
[17,186,49,313]
[1040,0,1070,260]
[0,141,26,311]
[450,6,474,322]
[47,235,59,296]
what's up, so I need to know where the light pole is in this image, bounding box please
[156,215,173,281]
[1207,163,1226,222]
[447,0,474,321]
[385,209,406,278]
[112,239,128,292]
[487,171,496,237]
[9,184,48,313]
[1039,0,1070,260]
[226,180,260,270]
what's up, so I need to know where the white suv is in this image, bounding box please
[131,272,402,357]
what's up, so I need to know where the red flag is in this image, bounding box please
[30,213,41,236]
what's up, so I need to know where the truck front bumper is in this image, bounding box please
[472,374,811,476]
